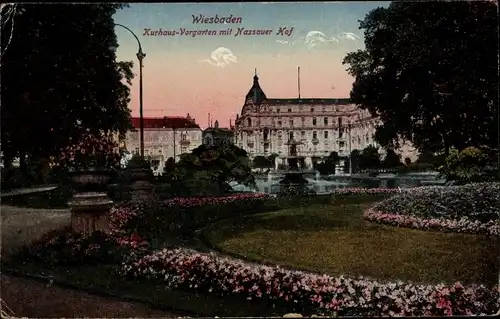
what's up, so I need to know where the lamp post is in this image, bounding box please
[347,121,353,176]
[114,23,146,158]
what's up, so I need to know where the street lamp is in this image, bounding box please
[112,23,146,158]
[347,121,353,176]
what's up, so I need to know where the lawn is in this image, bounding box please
[203,203,499,286]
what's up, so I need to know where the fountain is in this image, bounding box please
[274,139,313,195]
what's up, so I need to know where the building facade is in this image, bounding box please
[202,120,235,147]
[124,114,202,174]
[234,73,417,170]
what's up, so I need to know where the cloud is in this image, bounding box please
[304,30,339,48]
[276,39,297,45]
[340,32,360,41]
[199,47,238,67]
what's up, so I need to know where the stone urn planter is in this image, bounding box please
[68,168,114,236]
[70,168,113,192]
[126,156,155,200]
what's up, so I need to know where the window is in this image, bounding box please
[135,147,139,155]
[301,131,305,137]
[289,119,294,127]
[277,108,280,113]
[247,118,252,126]
[313,131,317,139]
[311,108,314,112]
[324,131,328,139]
[181,134,187,141]
[288,108,292,112]
[289,132,294,140]
[313,118,317,126]
[278,121,282,127]
[324,117,328,125]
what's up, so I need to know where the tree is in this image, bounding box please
[252,156,270,169]
[382,149,401,168]
[343,2,498,155]
[175,144,256,194]
[358,146,381,170]
[343,150,361,174]
[1,4,134,171]
[163,157,176,174]
[417,151,445,167]
[268,153,279,167]
[317,151,340,175]
[439,146,499,184]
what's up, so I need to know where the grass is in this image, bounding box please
[203,203,500,286]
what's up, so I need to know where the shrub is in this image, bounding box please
[366,183,500,235]
[277,185,316,198]
[109,193,273,239]
[439,147,499,184]
[332,187,403,196]
[20,230,134,266]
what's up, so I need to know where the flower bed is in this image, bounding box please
[364,182,500,236]
[162,193,270,208]
[364,209,500,236]
[122,247,500,316]
[15,191,500,316]
[332,187,406,196]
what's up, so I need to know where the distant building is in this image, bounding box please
[202,120,235,147]
[124,113,202,174]
[234,72,418,170]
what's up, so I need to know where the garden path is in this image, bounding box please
[1,274,181,318]
[0,186,187,318]
[0,185,58,197]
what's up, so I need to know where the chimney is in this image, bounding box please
[298,66,301,99]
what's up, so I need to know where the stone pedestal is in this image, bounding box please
[130,180,154,201]
[69,192,113,235]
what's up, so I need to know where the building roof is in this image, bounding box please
[266,98,351,105]
[243,72,351,107]
[131,117,200,129]
[203,127,234,137]
[245,71,267,105]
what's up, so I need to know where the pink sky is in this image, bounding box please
[113,3,383,129]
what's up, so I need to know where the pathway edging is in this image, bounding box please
[1,266,198,317]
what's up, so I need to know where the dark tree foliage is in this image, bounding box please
[382,149,401,168]
[317,151,340,175]
[1,4,134,169]
[176,144,256,192]
[358,146,381,170]
[343,1,498,154]
[343,150,361,174]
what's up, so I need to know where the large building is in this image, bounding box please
[234,72,417,170]
[124,114,203,174]
[202,120,235,147]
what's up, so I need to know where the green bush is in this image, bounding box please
[277,185,316,198]
[439,147,499,184]
[19,229,129,266]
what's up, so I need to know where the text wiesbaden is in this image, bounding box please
[143,27,294,37]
